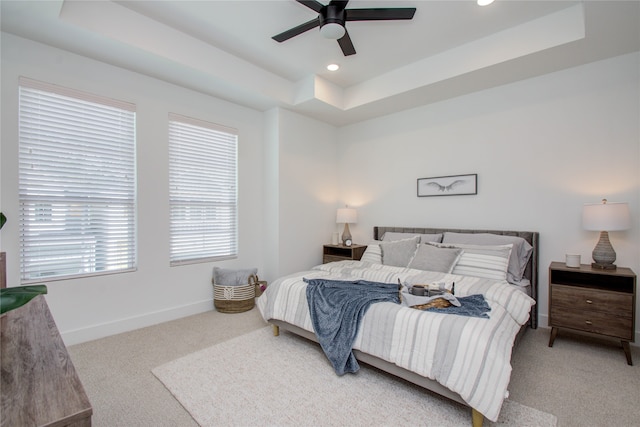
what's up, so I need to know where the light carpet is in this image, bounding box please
[152,327,557,427]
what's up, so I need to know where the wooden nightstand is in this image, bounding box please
[322,244,367,264]
[548,261,636,365]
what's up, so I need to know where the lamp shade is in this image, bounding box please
[582,200,630,231]
[336,208,357,224]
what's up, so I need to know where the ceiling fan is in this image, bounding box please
[272,0,417,56]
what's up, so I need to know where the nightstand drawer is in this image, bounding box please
[323,254,350,263]
[551,284,633,317]
[550,307,633,340]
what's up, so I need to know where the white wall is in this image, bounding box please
[2,32,638,346]
[1,34,266,344]
[264,108,338,277]
[337,53,640,340]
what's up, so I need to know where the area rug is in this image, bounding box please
[152,327,557,427]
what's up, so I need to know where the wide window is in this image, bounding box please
[168,113,238,265]
[18,78,137,282]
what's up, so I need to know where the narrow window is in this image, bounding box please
[168,114,238,265]
[18,78,137,282]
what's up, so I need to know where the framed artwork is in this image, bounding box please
[417,174,477,197]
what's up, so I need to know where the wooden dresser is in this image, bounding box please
[1,295,93,426]
[548,261,636,365]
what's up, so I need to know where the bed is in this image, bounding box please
[257,226,539,427]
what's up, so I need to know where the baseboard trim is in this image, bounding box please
[61,299,214,346]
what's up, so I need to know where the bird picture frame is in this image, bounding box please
[417,174,477,197]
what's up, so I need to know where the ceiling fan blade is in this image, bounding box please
[272,18,320,42]
[296,0,324,13]
[346,8,416,21]
[337,30,356,56]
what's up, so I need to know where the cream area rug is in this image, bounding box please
[152,327,557,427]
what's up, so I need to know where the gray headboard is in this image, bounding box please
[374,226,539,329]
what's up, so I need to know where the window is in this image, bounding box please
[18,78,137,283]
[168,114,238,265]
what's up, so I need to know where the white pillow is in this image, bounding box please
[430,242,512,281]
[360,241,382,264]
[442,232,532,282]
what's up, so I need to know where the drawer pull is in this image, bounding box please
[585,320,593,325]
[585,299,593,304]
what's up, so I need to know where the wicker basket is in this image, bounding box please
[253,275,268,298]
[213,282,255,313]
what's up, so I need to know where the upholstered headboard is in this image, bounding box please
[374,226,539,329]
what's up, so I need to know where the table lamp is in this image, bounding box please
[582,199,630,270]
[336,207,357,246]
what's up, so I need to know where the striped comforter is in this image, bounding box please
[256,261,535,422]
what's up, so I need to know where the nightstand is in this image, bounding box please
[548,261,636,365]
[322,244,367,264]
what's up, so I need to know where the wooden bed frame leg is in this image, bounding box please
[472,408,484,427]
[272,324,279,336]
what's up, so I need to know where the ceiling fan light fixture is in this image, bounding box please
[320,22,346,39]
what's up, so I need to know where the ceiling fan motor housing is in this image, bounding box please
[320,4,346,28]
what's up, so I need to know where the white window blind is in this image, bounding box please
[18,77,137,283]
[169,113,238,265]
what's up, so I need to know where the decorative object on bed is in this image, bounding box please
[212,267,257,313]
[417,174,477,197]
[415,293,491,318]
[336,207,357,245]
[258,225,539,427]
[582,199,630,270]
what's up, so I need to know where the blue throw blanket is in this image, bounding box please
[304,278,400,376]
[421,293,491,318]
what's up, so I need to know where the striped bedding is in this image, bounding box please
[257,260,535,422]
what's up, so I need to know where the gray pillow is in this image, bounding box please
[419,233,443,244]
[442,232,533,283]
[408,244,462,273]
[379,236,420,267]
[381,232,421,241]
[213,267,257,286]
[381,232,443,244]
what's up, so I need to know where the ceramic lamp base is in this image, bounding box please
[341,223,352,245]
[591,231,617,270]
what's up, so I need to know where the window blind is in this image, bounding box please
[168,113,238,265]
[18,77,137,282]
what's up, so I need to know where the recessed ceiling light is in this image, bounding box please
[477,0,495,5]
[327,64,340,71]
